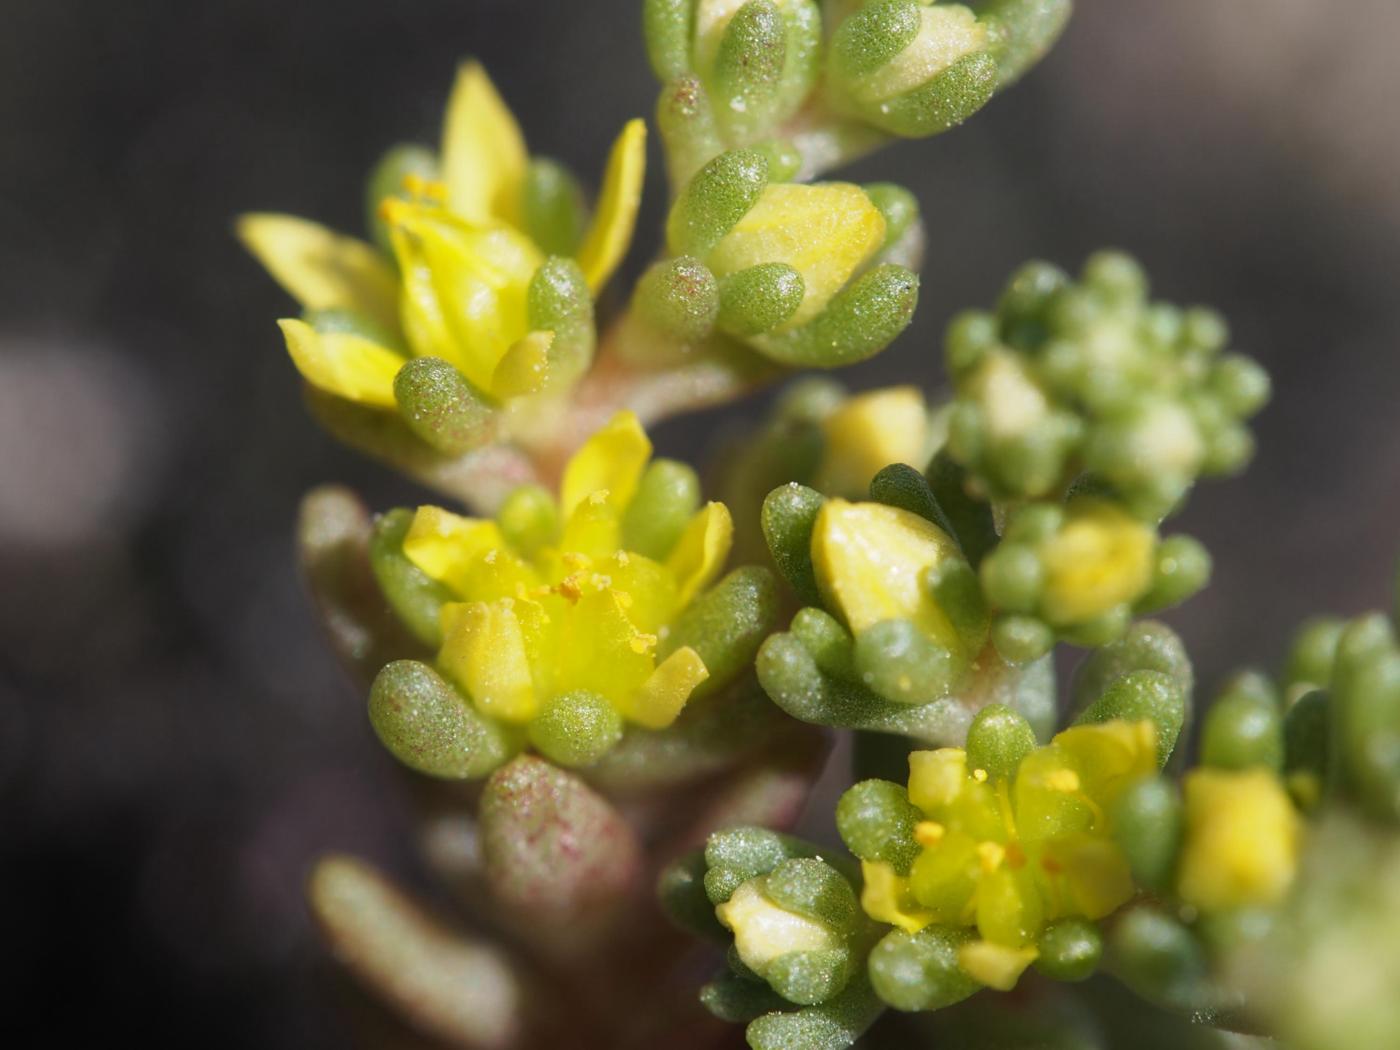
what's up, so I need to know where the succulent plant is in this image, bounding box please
[238,3,1397,1048]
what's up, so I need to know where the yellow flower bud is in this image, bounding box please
[817,386,930,497]
[1038,500,1155,626]
[811,499,963,650]
[707,182,886,329]
[1177,768,1300,912]
[717,878,838,970]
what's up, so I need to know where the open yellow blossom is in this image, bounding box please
[861,719,1158,989]
[399,412,731,763]
[1177,768,1300,912]
[240,61,646,412]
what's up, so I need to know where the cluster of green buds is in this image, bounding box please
[240,64,646,469]
[365,411,781,775]
[622,147,922,370]
[930,251,1266,657]
[645,0,1072,184]
[945,252,1270,519]
[661,828,888,1049]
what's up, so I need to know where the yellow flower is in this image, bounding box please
[401,412,731,749]
[239,62,646,412]
[862,720,1158,989]
[1177,767,1300,912]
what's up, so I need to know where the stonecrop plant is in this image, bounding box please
[242,3,1400,1049]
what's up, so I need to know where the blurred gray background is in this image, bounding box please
[2,0,1397,1043]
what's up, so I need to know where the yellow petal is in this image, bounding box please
[439,600,538,722]
[238,213,400,332]
[1050,719,1159,807]
[859,859,934,934]
[491,330,554,399]
[907,748,968,814]
[1039,500,1155,626]
[666,502,733,607]
[1177,768,1300,912]
[957,940,1038,991]
[1046,833,1135,920]
[387,202,542,392]
[402,506,508,594]
[812,499,963,648]
[554,584,655,703]
[560,411,653,518]
[707,182,886,328]
[817,386,929,497]
[440,62,528,224]
[576,119,647,293]
[277,319,402,408]
[621,645,708,729]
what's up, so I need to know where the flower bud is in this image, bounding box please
[1176,768,1299,912]
[818,388,930,498]
[666,150,919,366]
[828,1,998,138]
[646,0,821,168]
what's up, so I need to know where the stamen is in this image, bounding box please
[401,173,448,201]
[914,821,946,847]
[972,768,989,783]
[976,841,1006,873]
[558,573,585,602]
